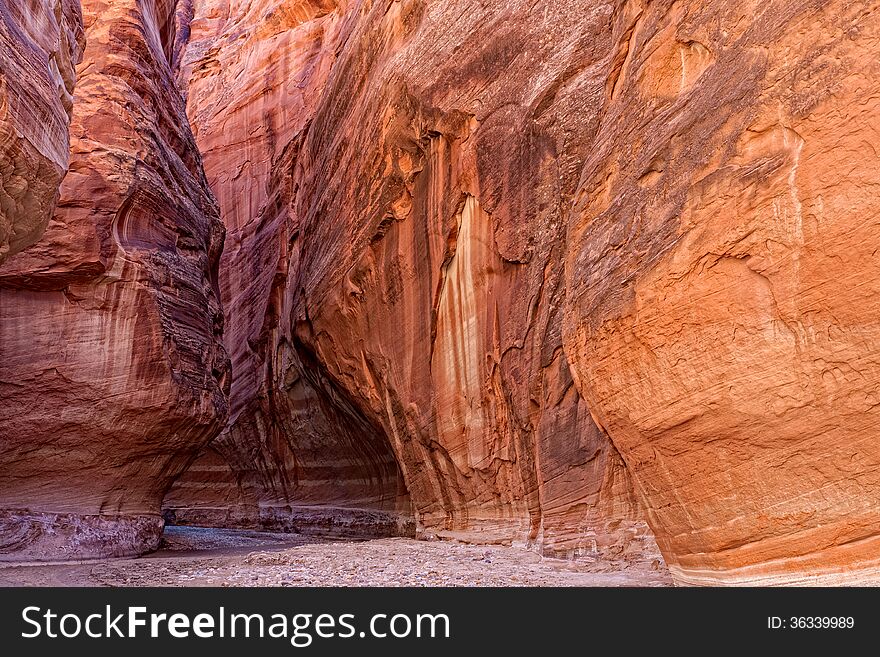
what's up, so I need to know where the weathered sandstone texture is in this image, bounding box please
[3,0,876,585]
[168,0,880,584]
[564,0,880,585]
[0,0,83,264]
[165,0,657,562]
[164,0,415,538]
[0,0,229,561]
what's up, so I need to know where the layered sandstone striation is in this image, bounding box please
[166,0,657,561]
[164,0,414,537]
[0,0,83,264]
[169,0,880,583]
[2,0,877,584]
[563,0,880,585]
[0,0,228,561]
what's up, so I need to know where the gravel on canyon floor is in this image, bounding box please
[0,526,671,587]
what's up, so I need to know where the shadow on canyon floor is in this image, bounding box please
[0,526,672,587]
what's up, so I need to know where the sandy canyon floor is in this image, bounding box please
[0,527,671,587]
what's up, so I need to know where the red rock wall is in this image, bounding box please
[3,0,877,583]
[0,0,228,561]
[164,0,414,537]
[168,0,880,582]
[165,0,658,562]
[0,0,83,264]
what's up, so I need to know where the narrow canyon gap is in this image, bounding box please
[1,0,880,586]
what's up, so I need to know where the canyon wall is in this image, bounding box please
[164,0,414,538]
[0,0,83,264]
[168,0,880,583]
[0,0,228,561]
[165,0,657,561]
[564,0,880,585]
[2,0,878,584]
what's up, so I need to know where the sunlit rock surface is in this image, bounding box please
[3,0,878,582]
[166,0,657,562]
[563,0,880,584]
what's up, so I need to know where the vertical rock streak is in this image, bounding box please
[166,0,658,566]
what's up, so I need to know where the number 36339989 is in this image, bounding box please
[768,616,854,629]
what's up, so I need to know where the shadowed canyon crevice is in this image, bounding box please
[2,0,880,586]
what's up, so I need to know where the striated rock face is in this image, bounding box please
[165,0,415,538]
[167,0,880,583]
[0,0,229,561]
[4,0,876,583]
[166,0,658,561]
[564,1,880,584]
[0,0,83,264]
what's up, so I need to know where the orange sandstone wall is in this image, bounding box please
[563,0,880,585]
[171,0,880,582]
[2,0,878,583]
[165,0,657,562]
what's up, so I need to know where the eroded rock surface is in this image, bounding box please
[0,0,83,264]
[0,0,228,561]
[164,0,414,537]
[563,0,880,584]
[168,0,880,584]
[2,0,877,584]
[165,0,657,562]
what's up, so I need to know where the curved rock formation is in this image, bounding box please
[563,0,880,584]
[168,0,880,583]
[0,0,228,561]
[164,0,414,537]
[165,0,658,562]
[0,0,83,264]
[3,0,877,583]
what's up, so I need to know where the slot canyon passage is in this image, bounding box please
[2,0,880,587]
